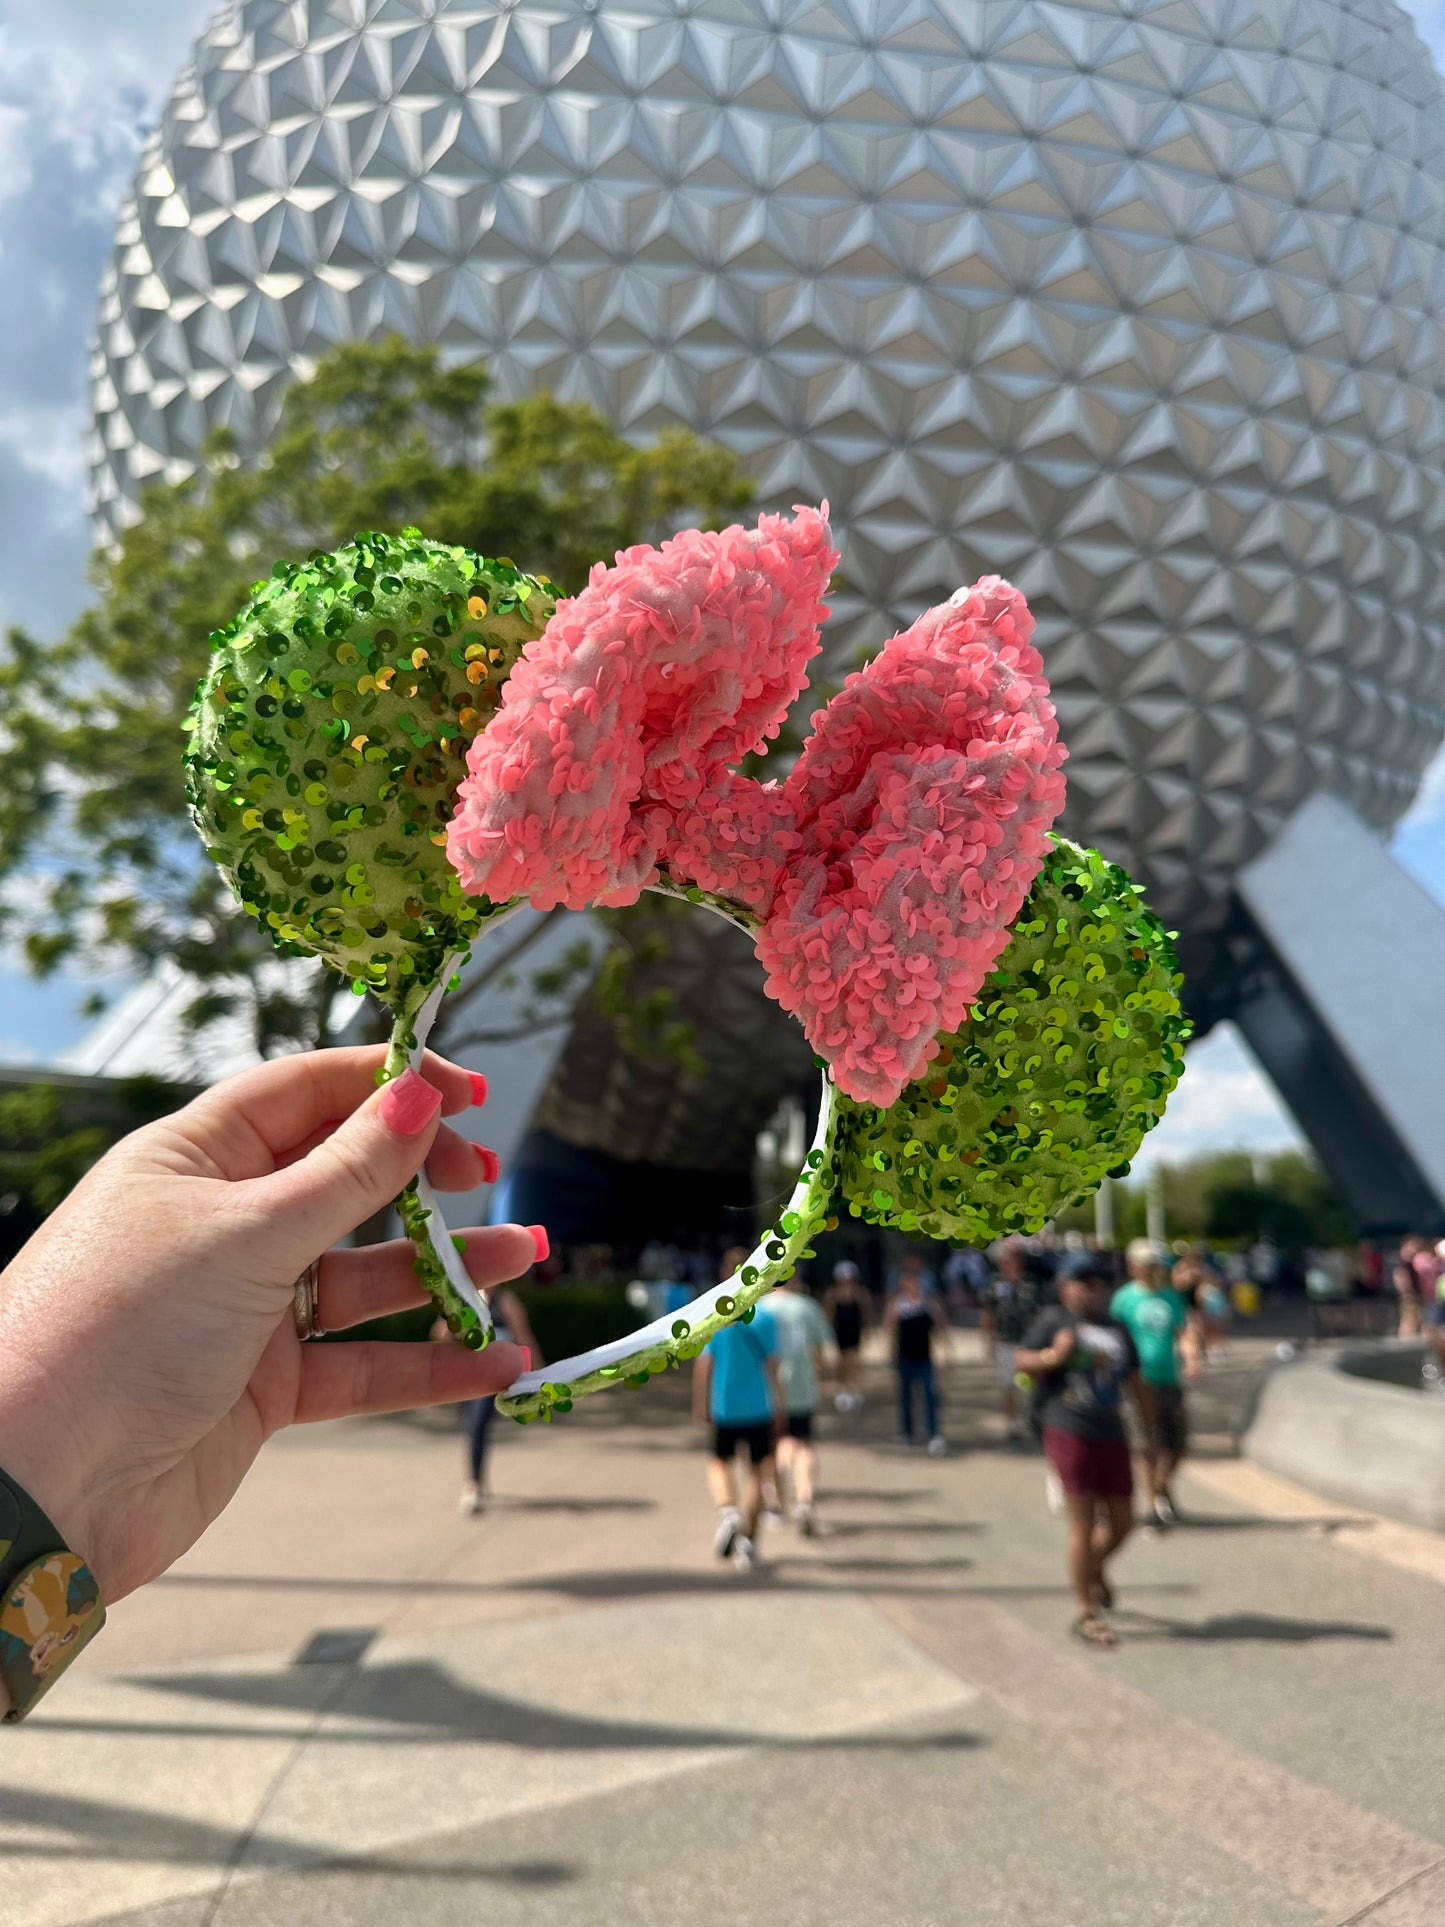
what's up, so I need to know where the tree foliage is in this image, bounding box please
[0,339,754,1056]
[1055,1146,1354,1248]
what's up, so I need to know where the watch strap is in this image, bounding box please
[0,1470,105,1721]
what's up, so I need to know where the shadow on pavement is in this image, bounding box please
[1114,1610,1393,1643]
[35,1657,984,1761]
[481,1495,656,1514]
[0,1784,285,1868]
[818,1486,942,1504]
[812,1555,976,1575]
[1,1778,584,1887]
[823,1519,983,1538]
[1174,1511,1371,1535]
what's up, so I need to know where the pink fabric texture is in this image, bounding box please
[447,514,1067,1108]
[758,580,1066,1105]
[446,506,836,911]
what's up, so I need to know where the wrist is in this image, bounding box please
[0,1386,99,1585]
[0,1458,106,1719]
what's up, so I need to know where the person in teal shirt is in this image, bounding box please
[1110,1240,1200,1529]
[693,1246,782,1571]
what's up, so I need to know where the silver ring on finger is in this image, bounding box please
[292,1258,325,1341]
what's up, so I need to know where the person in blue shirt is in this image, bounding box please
[692,1245,782,1571]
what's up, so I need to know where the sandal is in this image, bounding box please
[1071,1612,1117,1649]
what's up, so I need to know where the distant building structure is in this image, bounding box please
[86,0,1445,1229]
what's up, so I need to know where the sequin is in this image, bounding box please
[186,530,556,1014]
[833,836,1190,1244]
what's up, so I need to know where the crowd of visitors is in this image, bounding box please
[671,1229,1225,1625]
[493,1220,1445,1636]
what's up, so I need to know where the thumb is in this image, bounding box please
[255,1067,445,1258]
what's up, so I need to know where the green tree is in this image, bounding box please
[1053,1146,1353,1249]
[0,1085,109,1219]
[0,338,753,1056]
[1204,1149,1353,1250]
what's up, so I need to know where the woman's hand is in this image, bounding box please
[0,1048,541,1604]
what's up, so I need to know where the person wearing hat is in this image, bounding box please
[1016,1251,1140,1647]
[1111,1238,1200,1528]
[823,1259,871,1412]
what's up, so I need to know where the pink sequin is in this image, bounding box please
[756,581,1066,1104]
[447,519,1067,1109]
[447,507,837,909]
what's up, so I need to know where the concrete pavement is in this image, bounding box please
[5,1335,1445,1927]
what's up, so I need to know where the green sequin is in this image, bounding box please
[184,530,555,1012]
[834,836,1190,1244]
[185,531,557,1337]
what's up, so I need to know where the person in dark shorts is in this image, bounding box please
[1017,1251,1140,1647]
[823,1259,870,1410]
[885,1257,950,1454]
[692,1247,782,1571]
[768,1273,833,1533]
[1111,1239,1200,1528]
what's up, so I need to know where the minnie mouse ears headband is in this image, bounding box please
[187,510,1188,1421]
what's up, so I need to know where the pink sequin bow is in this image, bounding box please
[446,507,1067,1108]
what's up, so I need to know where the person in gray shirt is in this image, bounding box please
[768,1275,834,1535]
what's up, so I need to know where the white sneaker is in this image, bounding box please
[834,1390,850,1412]
[460,1485,484,1515]
[713,1506,742,1560]
[927,1435,947,1458]
[764,1507,786,1533]
[732,1534,757,1572]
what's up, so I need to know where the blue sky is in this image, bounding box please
[3,0,1445,1169]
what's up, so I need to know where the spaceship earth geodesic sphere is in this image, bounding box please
[90,0,1445,954]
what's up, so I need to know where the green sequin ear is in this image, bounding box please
[185,530,558,1349]
[834,836,1191,1243]
[184,529,556,1008]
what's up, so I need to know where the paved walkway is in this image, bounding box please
[7,1336,1445,1927]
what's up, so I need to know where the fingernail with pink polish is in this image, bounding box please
[377,1068,443,1136]
[468,1071,488,1108]
[474,1143,500,1185]
[528,1224,550,1263]
[520,1347,532,1373]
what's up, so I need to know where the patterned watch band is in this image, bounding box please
[0,1469,105,1722]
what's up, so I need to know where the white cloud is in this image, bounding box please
[1130,1023,1306,1171]
[0,400,89,492]
[0,0,216,636]
[0,101,30,207]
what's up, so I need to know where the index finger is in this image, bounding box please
[177,1046,484,1179]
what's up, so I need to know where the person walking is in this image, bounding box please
[1110,1238,1200,1528]
[1392,1239,1424,1339]
[1172,1250,1231,1362]
[442,1282,541,1515]
[885,1257,950,1454]
[1016,1251,1140,1647]
[692,1247,782,1571]
[767,1275,834,1533]
[979,1236,1052,1445]
[823,1259,871,1410]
